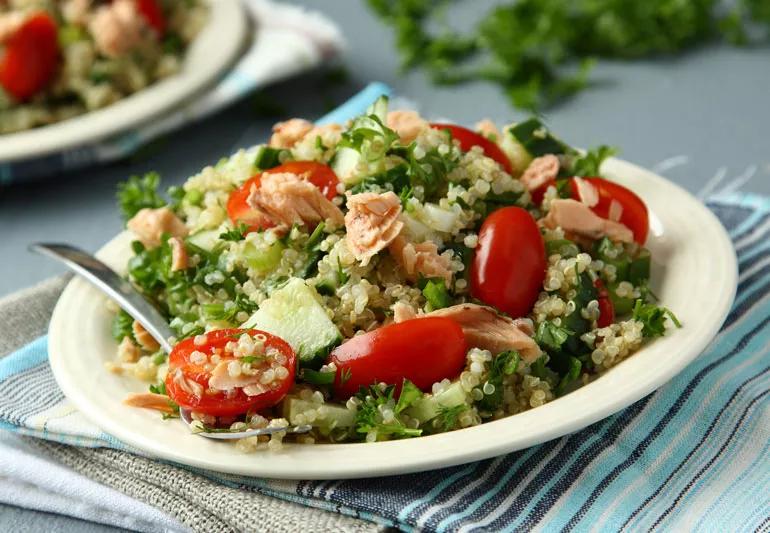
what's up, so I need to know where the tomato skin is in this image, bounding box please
[430,123,513,175]
[165,329,296,417]
[329,318,467,398]
[573,177,649,245]
[136,0,166,36]
[226,162,340,232]
[470,207,546,318]
[0,13,59,101]
[594,279,615,328]
[531,178,557,205]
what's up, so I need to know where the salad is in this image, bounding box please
[0,0,208,133]
[110,96,679,451]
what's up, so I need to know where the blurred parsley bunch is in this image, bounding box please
[367,0,770,110]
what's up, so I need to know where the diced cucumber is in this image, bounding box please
[241,278,341,368]
[405,382,468,424]
[283,398,355,432]
[331,146,365,185]
[500,126,533,175]
[416,203,459,233]
[243,241,284,274]
[186,230,220,252]
[508,118,573,158]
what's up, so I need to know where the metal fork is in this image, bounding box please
[31,243,312,440]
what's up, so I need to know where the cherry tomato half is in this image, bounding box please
[571,177,649,245]
[329,317,467,398]
[531,177,649,245]
[136,0,166,36]
[227,161,340,232]
[0,13,59,101]
[430,123,513,175]
[165,329,296,416]
[471,207,546,318]
[594,279,615,328]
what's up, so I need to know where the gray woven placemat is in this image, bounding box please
[0,277,381,533]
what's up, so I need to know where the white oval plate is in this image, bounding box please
[0,0,247,162]
[47,158,737,479]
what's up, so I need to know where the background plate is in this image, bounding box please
[0,0,247,162]
[47,158,736,479]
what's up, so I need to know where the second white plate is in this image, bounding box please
[0,0,247,162]
[47,158,737,479]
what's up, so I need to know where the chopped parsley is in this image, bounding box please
[570,145,618,177]
[431,404,467,433]
[254,147,286,170]
[219,223,250,242]
[116,172,166,221]
[354,380,423,440]
[111,309,134,342]
[475,350,520,413]
[368,0,770,110]
[535,321,573,352]
[632,300,682,338]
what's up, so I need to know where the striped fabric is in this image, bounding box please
[0,0,344,184]
[0,193,767,531]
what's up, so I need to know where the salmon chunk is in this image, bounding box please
[247,172,344,229]
[344,192,404,264]
[269,119,314,149]
[393,302,542,362]
[520,155,559,191]
[127,207,188,248]
[388,235,453,285]
[542,198,634,243]
[123,392,176,413]
[386,110,428,144]
[89,0,148,58]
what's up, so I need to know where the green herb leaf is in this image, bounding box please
[632,300,682,338]
[570,145,618,177]
[116,172,166,221]
[111,309,135,343]
[354,383,423,440]
[535,321,573,352]
[474,350,520,413]
[149,381,167,395]
[219,223,250,242]
[432,404,467,432]
[306,222,326,251]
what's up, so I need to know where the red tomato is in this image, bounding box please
[531,178,557,205]
[136,0,166,36]
[471,207,546,318]
[165,329,296,416]
[226,161,340,232]
[430,123,513,175]
[0,13,59,101]
[594,279,615,328]
[329,318,467,398]
[571,177,649,244]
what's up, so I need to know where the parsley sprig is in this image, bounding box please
[368,0,770,110]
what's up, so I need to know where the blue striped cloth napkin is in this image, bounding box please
[0,0,344,184]
[2,94,769,531]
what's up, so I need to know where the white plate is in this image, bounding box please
[47,158,737,479]
[0,0,247,162]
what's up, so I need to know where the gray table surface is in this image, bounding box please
[1,0,769,531]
